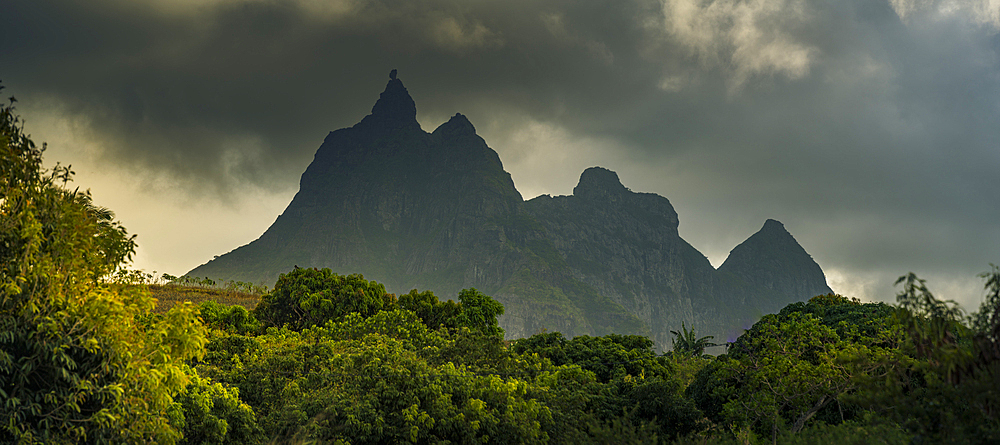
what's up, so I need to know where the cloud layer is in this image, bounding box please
[3,0,998,309]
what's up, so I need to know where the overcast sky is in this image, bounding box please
[3,0,998,310]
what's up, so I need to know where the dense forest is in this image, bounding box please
[3,89,1000,444]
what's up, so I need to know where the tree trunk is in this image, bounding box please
[791,395,829,433]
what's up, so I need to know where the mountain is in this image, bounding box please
[520,167,717,347]
[518,168,832,346]
[188,77,525,294]
[187,72,833,349]
[718,219,834,314]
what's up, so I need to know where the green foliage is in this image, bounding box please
[674,414,911,445]
[393,287,506,339]
[664,351,713,390]
[198,316,551,443]
[971,263,1000,341]
[431,327,518,374]
[513,332,705,441]
[397,288,463,330]
[254,267,390,330]
[513,332,668,383]
[583,415,659,445]
[686,356,733,426]
[456,287,506,337]
[773,416,911,445]
[689,295,896,442]
[610,377,704,441]
[892,273,970,370]
[670,323,718,356]
[280,341,549,444]
[319,308,442,351]
[199,300,261,335]
[779,294,900,347]
[847,272,1000,444]
[170,368,264,445]
[0,90,207,443]
[895,272,965,322]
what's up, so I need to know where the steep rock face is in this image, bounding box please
[524,167,767,347]
[718,219,834,314]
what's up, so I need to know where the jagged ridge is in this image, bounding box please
[188,72,833,349]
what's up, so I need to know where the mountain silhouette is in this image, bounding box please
[719,219,834,310]
[188,72,833,349]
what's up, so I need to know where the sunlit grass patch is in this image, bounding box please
[150,284,261,314]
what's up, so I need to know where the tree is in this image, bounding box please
[169,368,264,445]
[971,264,1000,342]
[849,272,1000,444]
[688,296,896,443]
[670,323,718,356]
[198,309,553,444]
[396,288,462,330]
[455,287,505,337]
[892,272,971,382]
[513,332,669,384]
[253,267,391,330]
[199,300,261,335]
[1,88,207,444]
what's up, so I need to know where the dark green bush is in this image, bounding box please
[253,268,390,330]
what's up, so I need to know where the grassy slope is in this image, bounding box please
[149,284,261,314]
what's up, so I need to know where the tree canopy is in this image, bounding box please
[4,85,1000,444]
[0,89,249,444]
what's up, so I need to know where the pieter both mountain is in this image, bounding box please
[189,72,832,349]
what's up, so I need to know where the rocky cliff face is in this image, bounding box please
[188,72,833,350]
[520,168,829,347]
[521,168,707,347]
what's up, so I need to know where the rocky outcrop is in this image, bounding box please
[188,72,833,350]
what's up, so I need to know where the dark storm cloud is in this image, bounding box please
[2,0,998,305]
[1,0,669,194]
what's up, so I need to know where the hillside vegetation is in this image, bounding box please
[148,284,261,314]
[4,86,1000,444]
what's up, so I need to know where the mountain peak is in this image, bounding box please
[719,219,833,303]
[760,219,786,233]
[573,167,628,200]
[723,219,804,262]
[755,219,794,242]
[361,72,418,129]
[433,113,476,137]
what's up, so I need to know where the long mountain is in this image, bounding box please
[188,72,833,349]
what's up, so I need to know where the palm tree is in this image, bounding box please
[670,322,718,356]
